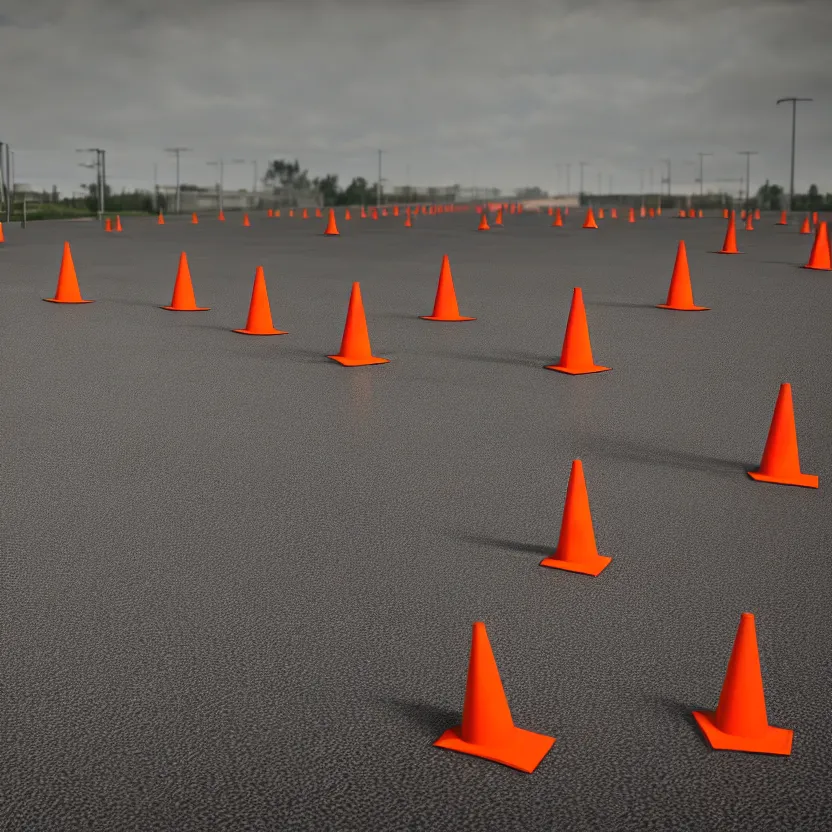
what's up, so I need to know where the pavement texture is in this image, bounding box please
[1,208,831,831]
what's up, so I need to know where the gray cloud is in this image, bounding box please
[0,0,828,197]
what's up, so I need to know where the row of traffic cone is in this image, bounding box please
[438,609,792,773]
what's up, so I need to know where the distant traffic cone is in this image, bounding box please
[404,212,412,228]
[698,209,704,218]
[723,208,729,219]
[747,384,818,487]
[360,207,367,219]
[267,208,273,217]
[420,255,475,322]
[582,208,598,229]
[649,207,655,218]
[275,209,281,218]
[327,283,389,367]
[598,208,605,219]
[315,208,322,219]
[812,211,819,227]
[0,222,4,243]
[611,207,618,219]
[157,212,165,225]
[324,209,340,236]
[754,208,760,220]
[801,221,831,271]
[161,252,210,311]
[545,288,610,375]
[509,204,516,215]
[657,205,662,216]
[382,208,388,217]
[372,208,379,220]
[242,214,251,227]
[493,208,503,226]
[44,242,94,304]
[640,205,646,218]
[628,207,636,223]
[741,210,746,220]
[693,613,793,755]
[289,209,295,218]
[344,208,352,220]
[745,212,754,231]
[191,212,199,224]
[540,460,612,576]
[477,212,490,231]
[302,208,309,220]
[233,267,286,335]
[433,622,556,773]
[553,207,563,227]
[716,213,740,254]
[219,211,226,221]
[679,209,687,218]
[115,216,123,232]
[393,205,399,217]
[657,241,709,311]
[104,217,112,232]
[776,211,787,225]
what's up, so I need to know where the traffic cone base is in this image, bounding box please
[327,354,389,367]
[747,469,818,488]
[545,362,610,375]
[540,552,611,576]
[421,314,476,322]
[161,304,210,311]
[44,298,94,305]
[233,326,286,335]
[434,725,555,774]
[692,711,793,755]
[657,302,709,311]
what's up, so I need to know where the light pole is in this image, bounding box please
[207,158,245,214]
[776,97,812,212]
[377,149,384,207]
[738,151,758,212]
[165,147,191,214]
[696,152,712,203]
[578,161,588,203]
[76,148,105,223]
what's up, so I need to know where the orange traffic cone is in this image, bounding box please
[157,212,165,225]
[582,208,598,229]
[344,208,352,221]
[267,208,273,217]
[802,221,831,271]
[404,213,412,228]
[693,613,793,755]
[741,210,747,220]
[191,212,199,224]
[477,213,490,231]
[0,222,4,243]
[598,208,605,219]
[382,208,388,217]
[218,211,226,222]
[657,241,709,311]
[393,205,400,217]
[44,242,94,304]
[754,208,760,220]
[275,209,281,218]
[540,460,611,576]
[360,207,367,219]
[327,283,389,367]
[628,207,636,223]
[649,207,655,218]
[747,384,818,488]
[611,207,618,219]
[776,211,787,226]
[509,204,516,215]
[233,267,286,335]
[493,208,503,227]
[698,209,704,218]
[812,211,819,227]
[371,208,379,220]
[553,207,563,227]
[657,205,662,216]
[289,209,295,218]
[243,214,251,227]
[545,288,610,375]
[745,212,754,231]
[115,216,123,232]
[104,217,112,232]
[679,209,687,218]
[716,213,740,254]
[302,208,309,220]
[723,208,729,219]
[420,255,475,322]
[324,209,340,236]
[161,252,210,312]
[433,622,556,772]
[315,208,322,219]
[640,205,646,218]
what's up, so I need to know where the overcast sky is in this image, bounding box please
[0,0,828,198]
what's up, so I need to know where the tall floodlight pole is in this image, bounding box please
[776,97,812,212]
[578,161,588,202]
[696,152,712,202]
[738,151,758,212]
[76,148,104,223]
[377,149,383,207]
[165,147,191,214]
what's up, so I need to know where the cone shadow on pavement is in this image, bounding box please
[434,622,555,773]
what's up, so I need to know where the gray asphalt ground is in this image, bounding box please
[1,206,830,832]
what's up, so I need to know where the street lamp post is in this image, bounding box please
[738,151,758,213]
[696,152,712,205]
[776,97,812,213]
[578,161,588,204]
[207,158,245,214]
[165,147,191,214]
